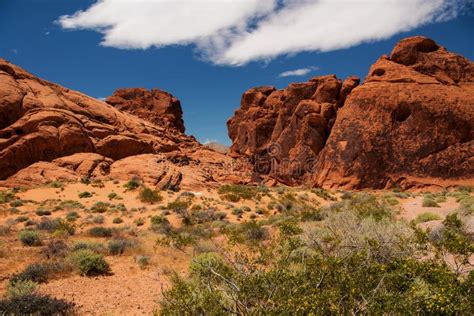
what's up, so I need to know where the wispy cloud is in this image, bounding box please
[278,66,318,78]
[58,0,462,66]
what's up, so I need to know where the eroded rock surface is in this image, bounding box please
[228,36,473,189]
[0,59,253,189]
[227,75,359,184]
[106,88,185,132]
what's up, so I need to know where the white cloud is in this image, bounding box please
[58,0,460,65]
[278,66,318,78]
[203,138,217,145]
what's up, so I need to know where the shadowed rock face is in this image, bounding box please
[229,36,474,189]
[106,88,185,133]
[227,75,359,184]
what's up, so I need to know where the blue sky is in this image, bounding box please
[1,1,473,145]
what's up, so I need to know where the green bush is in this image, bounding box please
[69,249,110,276]
[6,280,37,298]
[124,178,141,190]
[65,211,80,222]
[113,217,123,224]
[108,239,127,255]
[150,215,172,234]
[19,229,42,246]
[218,184,263,201]
[136,255,150,269]
[415,212,442,223]
[35,208,52,216]
[327,193,392,220]
[311,188,336,201]
[139,187,163,203]
[0,294,75,315]
[422,196,440,207]
[0,191,15,204]
[87,226,113,237]
[91,201,110,213]
[10,262,68,284]
[78,191,93,198]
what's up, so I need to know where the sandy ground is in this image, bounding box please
[0,181,468,315]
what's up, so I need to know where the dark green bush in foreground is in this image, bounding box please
[0,294,75,315]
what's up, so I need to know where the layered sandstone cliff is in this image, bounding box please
[228,37,474,189]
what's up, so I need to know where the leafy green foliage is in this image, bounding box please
[68,249,110,276]
[139,187,163,203]
[415,212,441,223]
[0,294,75,315]
[19,229,42,246]
[87,226,113,238]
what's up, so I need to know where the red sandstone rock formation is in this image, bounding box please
[106,88,185,132]
[228,36,473,189]
[0,58,253,189]
[227,75,359,184]
[314,36,474,189]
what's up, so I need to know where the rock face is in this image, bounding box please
[229,36,474,189]
[314,36,474,189]
[106,88,185,132]
[227,75,359,184]
[0,58,253,189]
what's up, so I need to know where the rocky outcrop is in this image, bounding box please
[0,58,197,180]
[227,75,359,184]
[229,36,473,189]
[0,58,254,189]
[314,36,474,189]
[106,88,185,132]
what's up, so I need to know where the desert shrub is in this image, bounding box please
[231,208,243,216]
[91,201,110,213]
[57,200,85,210]
[124,178,141,190]
[150,216,172,234]
[49,180,64,188]
[10,262,68,284]
[35,208,52,216]
[71,241,106,254]
[16,215,29,223]
[415,212,442,223]
[134,218,145,226]
[300,209,324,221]
[431,213,474,273]
[0,224,11,236]
[218,184,264,201]
[41,239,69,259]
[0,294,75,315]
[221,193,241,202]
[10,199,23,207]
[166,199,191,212]
[93,215,105,224]
[303,211,418,263]
[226,221,267,245]
[139,187,163,203]
[78,191,93,198]
[326,192,392,220]
[108,192,121,200]
[88,226,113,237]
[108,239,127,255]
[37,218,75,236]
[66,211,80,222]
[311,188,336,201]
[19,229,42,246]
[136,255,150,269]
[422,195,440,207]
[156,230,196,250]
[0,190,15,204]
[68,249,110,276]
[160,211,473,315]
[113,217,123,224]
[6,279,37,298]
